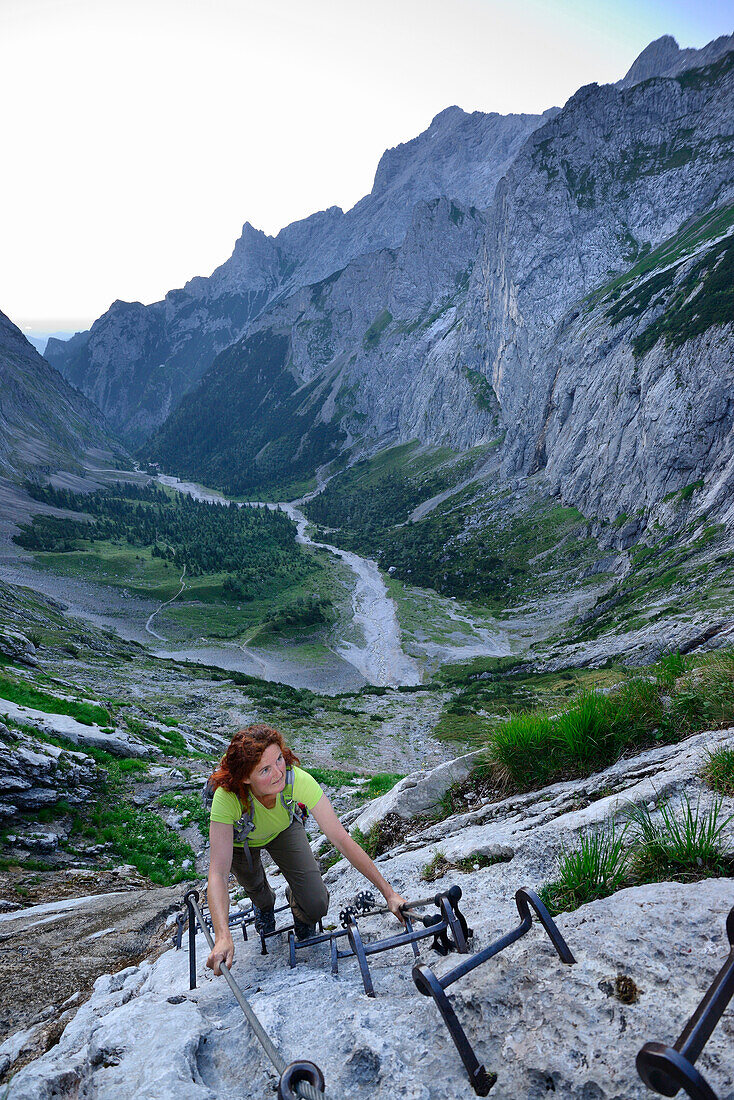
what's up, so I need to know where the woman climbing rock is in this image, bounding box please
[205,724,406,974]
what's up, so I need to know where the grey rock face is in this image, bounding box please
[45,289,271,446]
[459,49,734,520]
[275,105,556,292]
[541,266,734,523]
[0,310,121,482]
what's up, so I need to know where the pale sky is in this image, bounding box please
[1,0,731,332]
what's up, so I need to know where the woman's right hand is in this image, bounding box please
[206,934,235,976]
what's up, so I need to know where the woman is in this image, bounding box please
[205,724,407,975]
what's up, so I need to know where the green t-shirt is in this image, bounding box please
[209,766,324,847]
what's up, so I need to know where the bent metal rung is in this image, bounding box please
[412,886,576,1096]
[636,904,734,1100]
[290,885,472,996]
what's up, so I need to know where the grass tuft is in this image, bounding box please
[542,796,734,915]
[421,850,451,882]
[625,796,734,883]
[702,745,734,796]
[540,823,629,914]
[351,813,409,859]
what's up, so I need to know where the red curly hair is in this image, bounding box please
[209,724,300,807]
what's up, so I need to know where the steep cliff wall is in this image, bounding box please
[460,50,734,520]
[0,310,122,481]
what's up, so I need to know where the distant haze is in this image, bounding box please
[1,0,731,332]
[24,331,78,356]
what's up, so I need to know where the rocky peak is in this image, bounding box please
[369,104,552,211]
[618,31,734,88]
[372,105,469,192]
[202,220,283,297]
[620,34,682,86]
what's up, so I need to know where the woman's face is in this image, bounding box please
[247,742,287,801]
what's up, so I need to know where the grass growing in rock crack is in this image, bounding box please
[624,796,734,884]
[541,797,734,915]
[421,851,451,882]
[540,823,630,914]
[351,813,410,859]
[317,843,343,872]
[434,765,499,819]
[702,746,734,795]
[351,825,379,859]
[421,849,511,882]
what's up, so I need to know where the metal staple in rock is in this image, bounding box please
[184,890,335,1100]
[636,902,734,1100]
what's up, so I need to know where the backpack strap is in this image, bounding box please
[280,766,296,820]
[233,789,256,845]
[202,776,256,845]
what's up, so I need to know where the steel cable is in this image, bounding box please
[187,894,335,1100]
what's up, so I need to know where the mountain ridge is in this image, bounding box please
[145,46,734,534]
[45,108,551,442]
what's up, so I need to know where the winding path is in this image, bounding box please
[157,476,421,687]
[144,564,187,641]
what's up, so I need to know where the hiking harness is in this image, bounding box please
[202,767,309,870]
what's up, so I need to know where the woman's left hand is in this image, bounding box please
[384,889,408,924]
[310,795,409,924]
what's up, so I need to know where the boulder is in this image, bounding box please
[347,749,483,836]
[0,630,37,666]
[0,725,102,823]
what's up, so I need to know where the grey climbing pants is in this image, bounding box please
[231,818,330,924]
